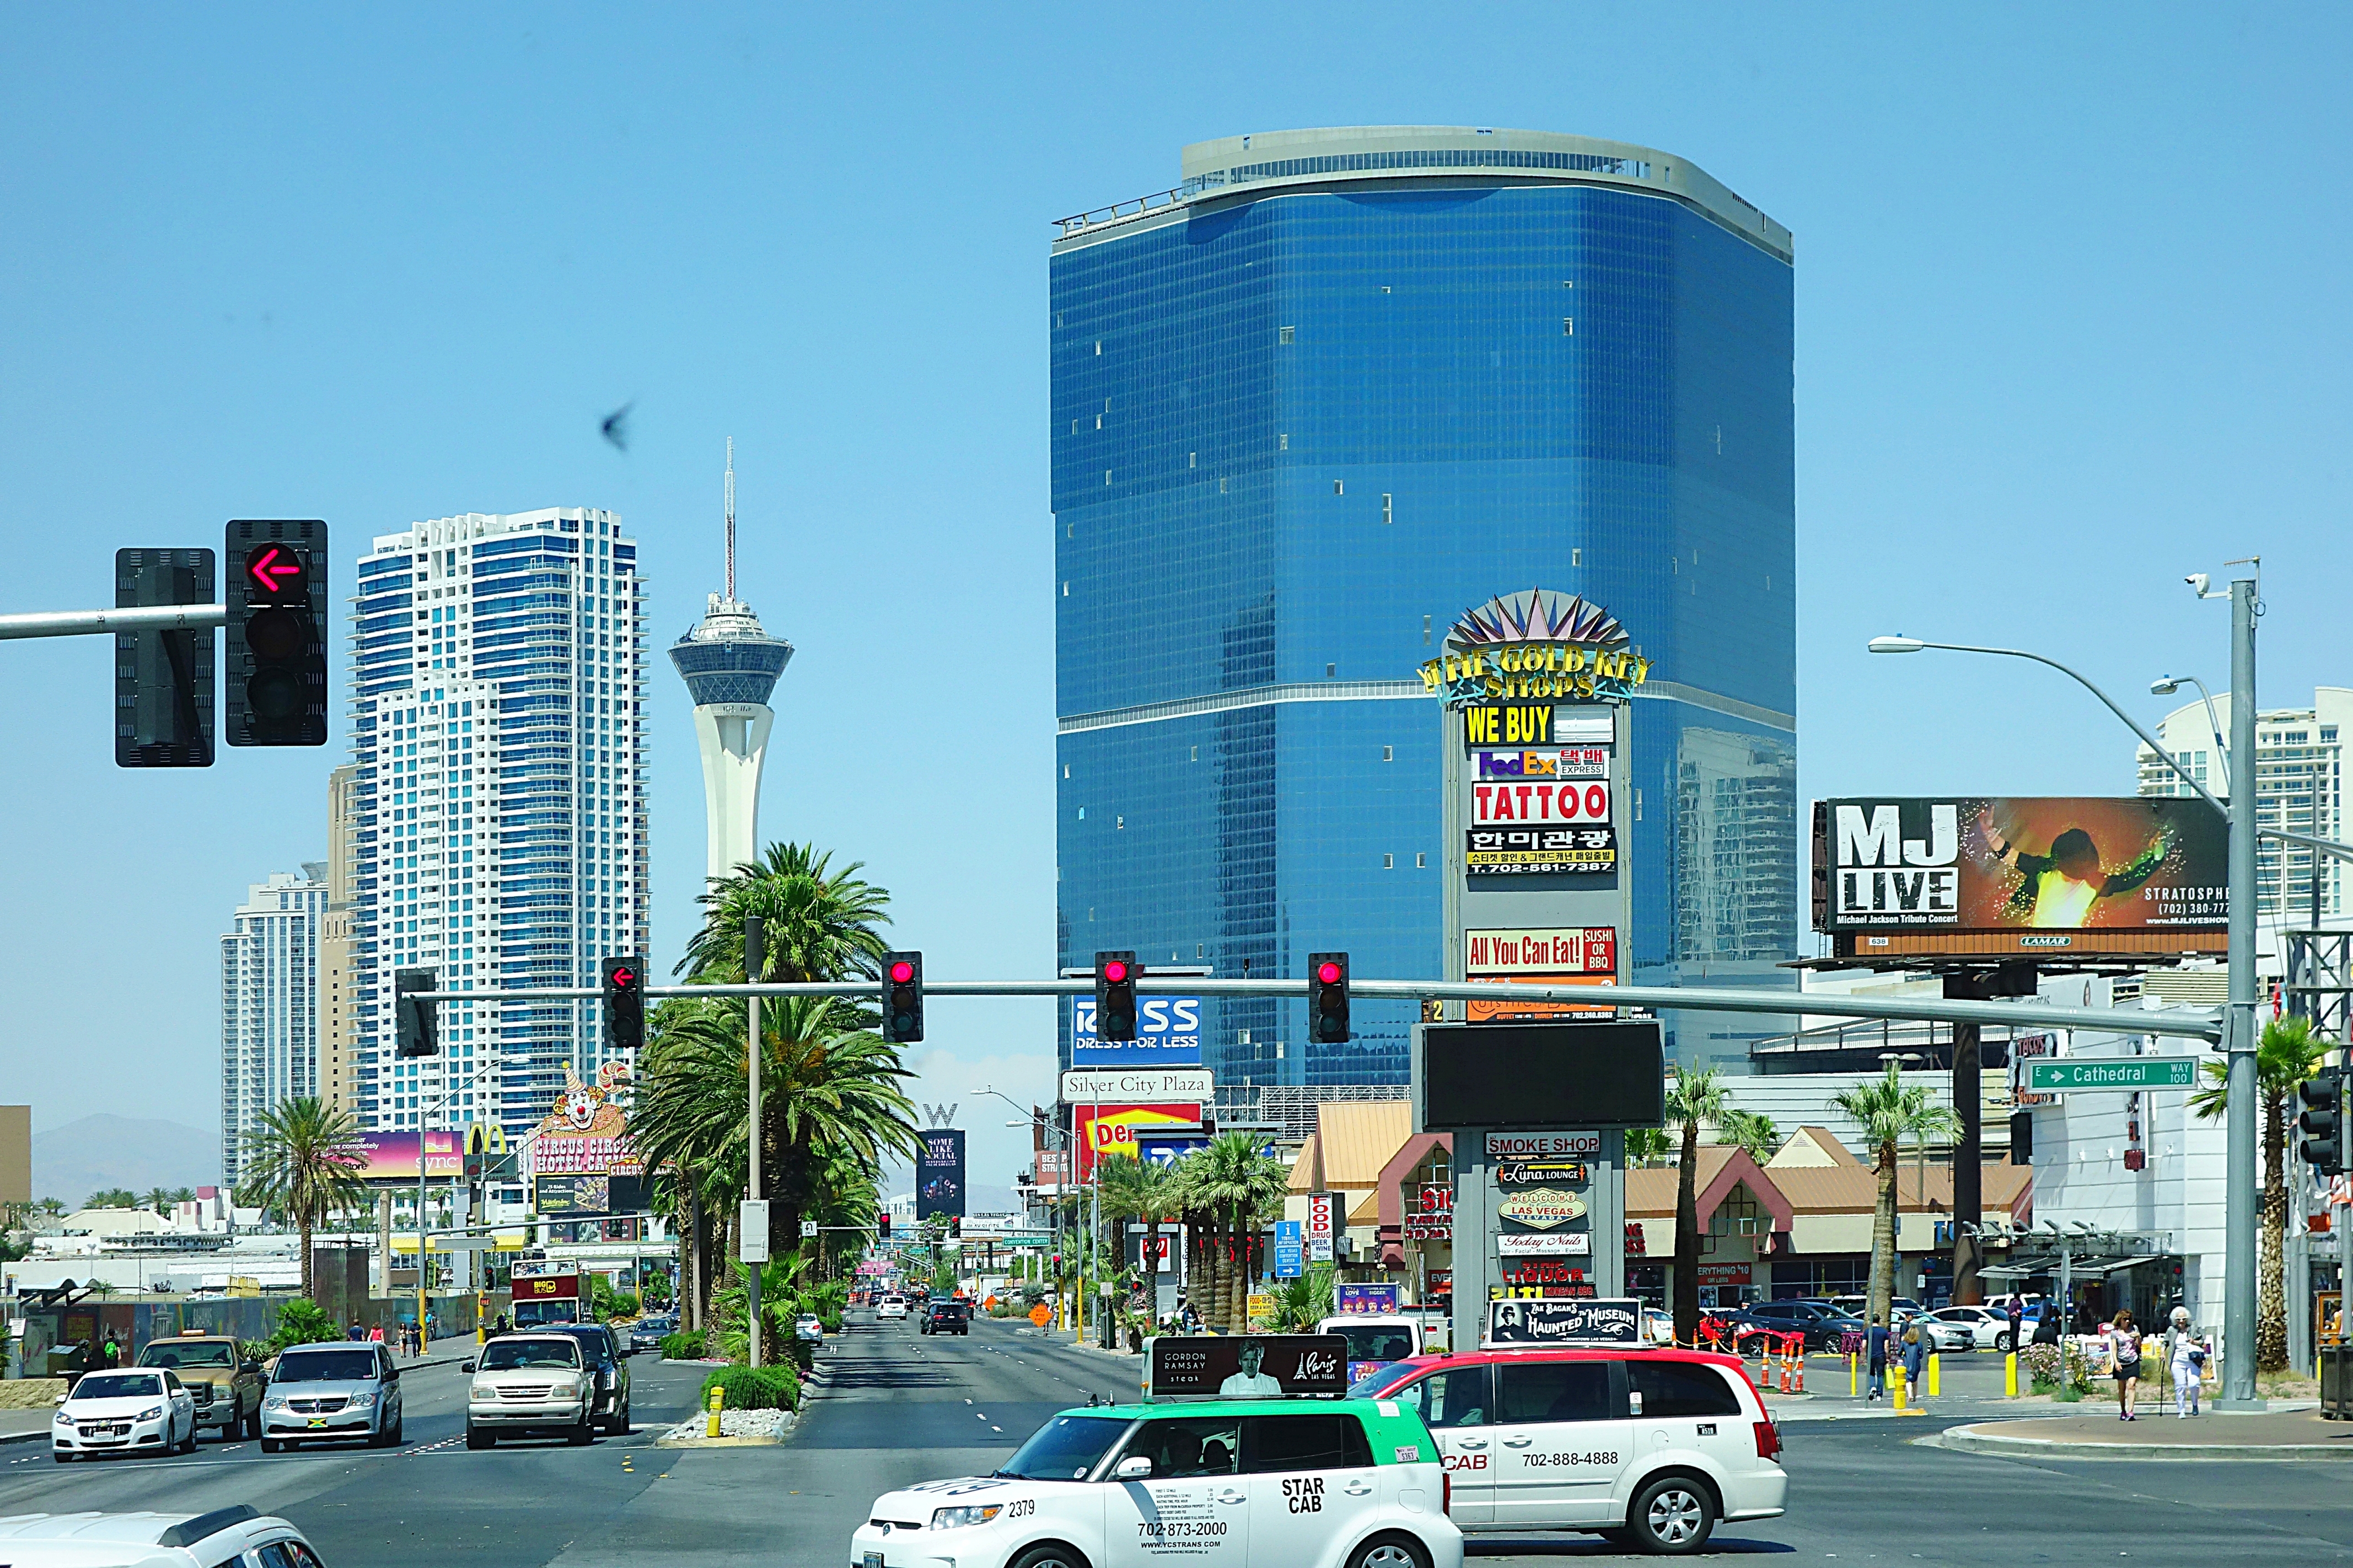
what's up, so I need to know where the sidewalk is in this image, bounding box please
[1939,1407,2351,1459]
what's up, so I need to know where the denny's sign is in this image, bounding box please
[1419,589,1651,707]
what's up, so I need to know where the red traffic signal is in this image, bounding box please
[883,951,924,1043]
[1309,951,1350,1044]
[244,544,308,598]
[1102,958,1129,984]
[600,953,646,1050]
[1094,951,1138,1041]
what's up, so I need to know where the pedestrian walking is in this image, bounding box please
[2006,1297,2024,1354]
[1900,1323,1927,1404]
[2107,1310,2142,1420]
[369,1322,384,1345]
[2167,1307,2204,1418]
[1865,1314,1890,1402]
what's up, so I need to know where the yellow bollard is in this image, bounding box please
[1927,1353,1941,1398]
[705,1384,724,1438]
[2005,1351,2018,1398]
[1849,1351,1858,1397]
[1892,1368,1907,1412]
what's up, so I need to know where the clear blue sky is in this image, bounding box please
[3,5,2346,1199]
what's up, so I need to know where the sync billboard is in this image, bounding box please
[1071,995,1203,1066]
[1813,798,2228,935]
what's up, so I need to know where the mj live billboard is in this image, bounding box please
[1813,797,2227,957]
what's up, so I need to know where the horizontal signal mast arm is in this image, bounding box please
[0,604,229,640]
[412,976,2221,1042]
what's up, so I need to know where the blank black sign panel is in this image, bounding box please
[1421,1021,1664,1129]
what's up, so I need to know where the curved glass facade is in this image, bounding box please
[1053,137,1796,1085]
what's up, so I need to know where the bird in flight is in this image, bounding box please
[601,402,633,452]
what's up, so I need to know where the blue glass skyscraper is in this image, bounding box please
[1052,127,1796,1087]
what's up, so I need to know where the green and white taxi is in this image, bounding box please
[852,1398,1462,1568]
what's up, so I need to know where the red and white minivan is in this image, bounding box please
[1348,1347,1786,1556]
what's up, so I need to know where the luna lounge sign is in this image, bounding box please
[1417,589,1652,707]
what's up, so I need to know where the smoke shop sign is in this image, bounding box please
[1419,589,1652,707]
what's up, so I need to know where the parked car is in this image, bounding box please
[1353,1345,1787,1553]
[0,1505,327,1568]
[920,1299,970,1335]
[1642,1307,1675,1346]
[1727,1298,1865,1351]
[51,1368,198,1461]
[259,1343,402,1453]
[1824,1295,1926,1328]
[627,1315,679,1355]
[136,1331,264,1442]
[1925,1305,2012,1351]
[463,1333,596,1448]
[1906,1313,1976,1354]
[795,1313,826,1343]
[539,1323,632,1432]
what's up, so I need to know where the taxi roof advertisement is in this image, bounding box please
[1485,1297,1643,1347]
[1146,1334,1351,1398]
[1813,796,2228,934]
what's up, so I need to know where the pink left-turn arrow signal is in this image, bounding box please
[246,546,302,594]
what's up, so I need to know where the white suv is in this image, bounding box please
[1352,1348,1787,1554]
[876,1296,910,1321]
[0,1505,327,1568]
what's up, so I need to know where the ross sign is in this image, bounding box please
[1061,1067,1214,1103]
[1335,1284,1402,1315]
[1273,1220,1304,1278]
[1420,590,1652,708]
[1486,1131,1601,1159]
[1422,1021,1664,1131]
[1497,1232,1592,1256]
[916,1130,966,1221]
[1466,823,1617,875]
[2024,1058,2199,1091]
[1075,1104,1202,1179]
[1813,798,2228,942]
[1146,1334,1350,1398]
[1475,746,1610,780]
[1137,1134,1210,1168]
[1496,1188,1588,1230]
[1486,1296,1641,1346]
[1465,927,1616,977]
[1071,995,1203,1066]
[739,1200,770,1264]
[1306,1193,1336,1263]
[1471,778,1613,828]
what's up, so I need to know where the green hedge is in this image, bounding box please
[700,1362,800,1413]
[660,1332,704,1360]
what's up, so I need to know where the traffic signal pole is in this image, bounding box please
[0,603,228,639]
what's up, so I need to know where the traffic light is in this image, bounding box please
[601,954,646,1050]
[223,520,327,747]
[1095,950,1139,1042]
[877,1210,891,1239]
[114,548,215,768]
[949,1216,961,1239]
[1309,951,1351,1044]
[2300,1070,2346,1175]
[394,968,438,1058]
[883,951,924,1043]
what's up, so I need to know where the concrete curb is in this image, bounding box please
[0,1430,47,1447]
[1935,1421,2353,1461]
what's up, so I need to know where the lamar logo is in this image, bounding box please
[2021,934,2074,947]
[1834,803,1960,920]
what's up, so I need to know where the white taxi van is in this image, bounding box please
[1349,1347,1785,1555]
[855,1398,1460,1568]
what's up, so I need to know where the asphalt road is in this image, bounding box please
[12,1316,2353,1566]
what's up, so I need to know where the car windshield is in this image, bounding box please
[1346,1363,1418,1398]
[997,1414,1131,1481]
[73,1373,164,1400]
[1335,1326,1414,1362]
[141,1340,235,1368]
[481,1339,582,1371]
[275,1350,380,1382]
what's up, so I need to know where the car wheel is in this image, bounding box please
[467,1425,493,1450]
[1997,1331,2013,1353]
[245,1405,262,1441]
[1344,1533,1430,1568]
[1008,1545,1096,1568]
[178,1421,197,1455]
[53,1450,71,1464]
[568,1411,594,1445]
[1627,1474,1716,1555]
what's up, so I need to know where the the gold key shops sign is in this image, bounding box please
[1417,588,1651,705]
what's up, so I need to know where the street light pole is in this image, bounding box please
[2222,576,2259,1405]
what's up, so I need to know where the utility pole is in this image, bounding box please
[745,914,764,1371]
[2221,573,2260,1407]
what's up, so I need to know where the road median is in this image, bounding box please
[1936,1408,2353,1459]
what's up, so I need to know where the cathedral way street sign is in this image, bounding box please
[2024,1059,2199,1092]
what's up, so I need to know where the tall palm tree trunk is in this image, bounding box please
[2260,1090,2290,1371]
[1672,1119,1701,1345]
[299,1217,315,1298]
[1867,1140,1898,1328]
[685,1182,706,1333]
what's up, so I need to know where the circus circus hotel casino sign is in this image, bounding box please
[1417,588,1653,708]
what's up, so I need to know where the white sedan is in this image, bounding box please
[53,1369,198,1461]
[1926,1305,2017,1352]
[876,1297,909,1321]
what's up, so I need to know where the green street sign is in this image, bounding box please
[2024,1058,2199,1092]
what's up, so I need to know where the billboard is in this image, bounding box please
[1485,1296,1642,1347]
[915,1130,966,1221]
[1146,1334,1350,1398]
[1071,996,1203,1066]
[534,1174,648,1218]
[352,1130,461,1184]
[1813,798,2228,952]
[527,1062,643,1176]
[1418,1021,1664,1131]
[1075,1103,1201,1179]
[1466,823,1617,875]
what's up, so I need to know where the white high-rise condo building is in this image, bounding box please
[670,444,792,883]
[2137,686,2347,923]
[222,867,327,1186]
[350,507,649,1138]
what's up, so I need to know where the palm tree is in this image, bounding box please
[35,1197,65,1223]
[2189,1015,2323,1371]
[232,1096,370,1297]
[1831,1064,1963,1329]
[679,842,892,985]
[1623,1127,1673,1167]
[1718,1111,1780,1163]
[143,1187,174,1216]
[1097,1155,1181,1329]
[1170,1133,1289,1332]
[1661,1068,1728,1346]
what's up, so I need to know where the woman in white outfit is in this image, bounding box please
[2167,1306,2202,1417]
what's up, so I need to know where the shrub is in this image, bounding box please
[700,1361,799,1413]
[660,1332,705,1361]
[265,1298,345,1352]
